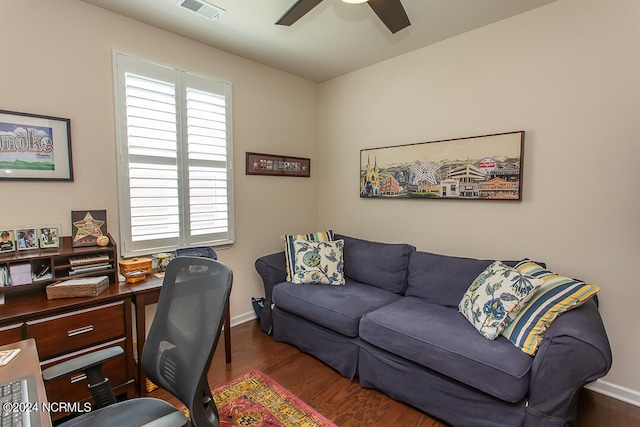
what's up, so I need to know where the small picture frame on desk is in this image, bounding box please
[16,227,38,251]
[0,229,16,253]
[38,225,61,249]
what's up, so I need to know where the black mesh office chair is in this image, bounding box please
[42,256,233,427]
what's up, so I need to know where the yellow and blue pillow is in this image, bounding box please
[281,230,334,281]
[502,260,600,355]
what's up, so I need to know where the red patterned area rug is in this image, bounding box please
[210,369,337,427]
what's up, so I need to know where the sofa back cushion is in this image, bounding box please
[334,234,415,294]
[406,251,495,307]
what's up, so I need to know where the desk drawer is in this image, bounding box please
[0,323,24,346]
[41,338,127,419]
[26,302,125,359]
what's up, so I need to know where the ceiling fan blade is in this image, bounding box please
[367,0,411,34]
[276,0,324,26]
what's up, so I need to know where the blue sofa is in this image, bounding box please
[255,234,612,427]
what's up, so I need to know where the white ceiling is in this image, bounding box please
[80,0,557,83]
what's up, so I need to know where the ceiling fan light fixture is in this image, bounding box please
[278,0,409,34]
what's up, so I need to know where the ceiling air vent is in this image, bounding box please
[176,0,225,20]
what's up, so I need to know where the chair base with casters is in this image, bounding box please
[42,256,233,427]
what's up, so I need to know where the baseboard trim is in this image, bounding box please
[230,310,257,327]
[585,380,640,407]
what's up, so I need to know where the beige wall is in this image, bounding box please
[318,0,639,397]
[5,0,639,404]
[2,0,319,323]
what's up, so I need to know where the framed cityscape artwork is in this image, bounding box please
[360,131,524,201]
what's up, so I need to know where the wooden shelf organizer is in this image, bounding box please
[0,234,117,304]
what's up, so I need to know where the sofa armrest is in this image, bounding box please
[255,251,287,301]
[526,298,612,425]
[255,252,287,334]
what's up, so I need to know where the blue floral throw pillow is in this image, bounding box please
[459,261,543,340]
[281,230,334,281]
[291,239,345,285]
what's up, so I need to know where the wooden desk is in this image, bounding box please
[127,275,231,396]
[0,284,136,421]
[0,339,52,427]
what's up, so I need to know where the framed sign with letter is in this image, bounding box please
[0,110,73,181]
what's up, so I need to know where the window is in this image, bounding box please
[113,52,234,257]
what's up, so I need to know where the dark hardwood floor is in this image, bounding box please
[150,321,638,427]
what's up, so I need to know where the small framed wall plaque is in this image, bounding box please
[246,152,310,177]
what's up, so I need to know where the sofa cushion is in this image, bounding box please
[334,234,415,294]
[502,260,600,356]
[273,279,402,337]
[406,251,496,307]
[459,261,543,340]
[281,230,334,281]
[291,239,345,285]
[359,297,533,402]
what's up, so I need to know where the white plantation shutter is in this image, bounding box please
[114,52,234,257]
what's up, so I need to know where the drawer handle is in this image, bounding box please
[67,325,94,337]
[70,374,87,384]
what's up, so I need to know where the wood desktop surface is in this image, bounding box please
[0,339,52,427]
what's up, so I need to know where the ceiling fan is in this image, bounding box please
[276,0,411,34]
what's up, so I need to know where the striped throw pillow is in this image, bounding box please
[281,230,334,281]
[502,260,600,355]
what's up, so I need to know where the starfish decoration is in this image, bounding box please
[73,212,105,242]
[410,161,441,185]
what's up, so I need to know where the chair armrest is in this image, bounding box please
[42,346,124,409]
[141,411,188,427]
[526,298,612,424]
[42,346,124,381]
